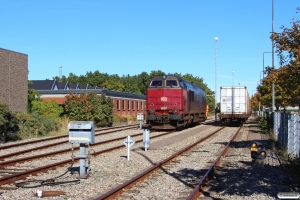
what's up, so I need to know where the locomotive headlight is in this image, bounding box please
[174,109,178,113]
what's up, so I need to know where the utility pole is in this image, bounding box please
[214,37,218,122]
[272,0,275,112]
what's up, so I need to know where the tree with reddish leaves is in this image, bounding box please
[257,68,282,111]
[266,8,300,112]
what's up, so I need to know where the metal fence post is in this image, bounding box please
[295,114,300,157]
[288,114,294,155]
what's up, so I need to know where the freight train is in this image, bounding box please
[219,86,252,123]
[146,75,208,129]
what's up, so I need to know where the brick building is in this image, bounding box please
[29,80,146,117]
[0,48,28,112]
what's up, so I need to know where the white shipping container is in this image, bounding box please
[220,86,250,114]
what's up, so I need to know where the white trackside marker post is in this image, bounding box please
[37,190,42,198]
[143,129,150,151]
[123,136,135,160]
[137,113,144,129]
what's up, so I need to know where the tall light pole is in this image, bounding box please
[59,66,62,80]
[272,0,275,112]
[263,52,272,78]
[214,37,218,121]
[232,70,234,87]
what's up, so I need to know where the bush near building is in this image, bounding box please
[16,112,61,139]
[0,101,19,142]
[64,92,114,127]
[0,99,62,142]
[31,99,63,119]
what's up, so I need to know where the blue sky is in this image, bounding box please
[1,0,299,99]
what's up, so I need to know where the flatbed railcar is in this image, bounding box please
[146,75,208,129]
[219,86,252,123]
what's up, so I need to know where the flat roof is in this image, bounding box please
[0,47,28,56]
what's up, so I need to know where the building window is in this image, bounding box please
[128,100,130,110]
[141,102,143,111]
[117,99,120,110]
[122,100,125,110]
[132,100,135,110]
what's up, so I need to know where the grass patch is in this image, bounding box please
[47,116,70,137]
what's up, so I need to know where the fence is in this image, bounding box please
[273,112,300,157]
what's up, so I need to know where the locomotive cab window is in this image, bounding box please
[166,80,178,87]
[150,80,162,87]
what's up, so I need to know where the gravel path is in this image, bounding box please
[199,117,297,200]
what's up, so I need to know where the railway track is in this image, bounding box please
[92,124,241,199]
[0,118,221,198]
[0,124,138,152]
[0,128,177,185]
[1,116,293,200]
[0,120,215,164]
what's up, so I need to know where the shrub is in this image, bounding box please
[31,100,63,119]
[16,113,61,139]
[287,154,300,183]
[258,117,268,134]
[0,101,19,142]
[27,88,41,113]
[64,92,114,127]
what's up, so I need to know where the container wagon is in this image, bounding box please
[219,86,252,123]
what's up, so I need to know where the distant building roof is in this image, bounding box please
[57,82,69,90]
[29,80,104,91]
[77,84,88,89]
[69,83,79,90]
[28,80,57,90]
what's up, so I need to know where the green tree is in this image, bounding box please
[27,89,41,113]
[85,70,109,86]
[137,72,151,94]
[101,79,124,91]
[125,75,143,94]
[149,70,166,79]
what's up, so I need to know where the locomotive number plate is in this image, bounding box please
[161,107,167,110]
[161,97,167,101]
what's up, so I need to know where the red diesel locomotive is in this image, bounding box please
[146,75,208,129]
